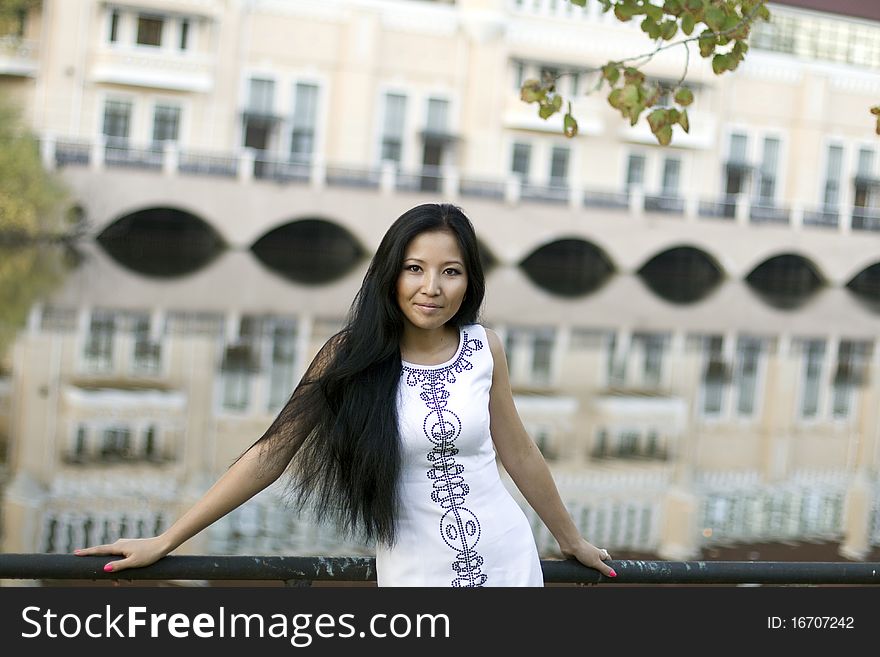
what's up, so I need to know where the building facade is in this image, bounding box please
[1,0,879,570]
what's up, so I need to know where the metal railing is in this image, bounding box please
[2,554,879,586]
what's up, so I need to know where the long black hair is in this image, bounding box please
[244,203,485,545]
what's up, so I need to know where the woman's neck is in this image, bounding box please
[399,324,460,364]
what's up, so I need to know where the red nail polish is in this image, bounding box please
[104,564,113,572]
[609,569,617,577]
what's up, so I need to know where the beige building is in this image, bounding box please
[1,0,879,572]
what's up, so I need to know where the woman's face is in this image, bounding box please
[395,230,468,333]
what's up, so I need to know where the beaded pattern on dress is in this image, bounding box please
[401,331,487,587]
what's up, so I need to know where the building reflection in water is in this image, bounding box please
[1,235,879,566]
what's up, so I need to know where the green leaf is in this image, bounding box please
[602,63,620,85]
[614,3,636,21]
[645,4,663,21]
[552,94,563,111]
[660,20,678,40]
[520,79,544,103]
[564,112,578,138]
[608,88,623,109]
[620,83,640,107]
[641,17,661,40]
[569,0,587,6]
[655,124,673,146]
[663,0,683,16]
[678,109,690,133]
[705,6,725,31]
[647,108,668,133]
[712,53,729,74]
[681,13,695,35]
[685,0,703,11]
[538,103,556,119]
[674,87,694,106]
[623,67,645,84]
[698,30,717,58]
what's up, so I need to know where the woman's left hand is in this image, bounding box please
[561,538,617,578]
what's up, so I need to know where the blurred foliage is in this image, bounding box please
[0,244,71,361]
[0,0,40,36]
[0,98,69,239]
[522,0,771,145]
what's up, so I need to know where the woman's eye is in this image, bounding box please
[406,264,421,272]
[445,268,461,276]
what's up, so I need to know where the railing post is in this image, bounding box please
[380,161,396,195]
[442,165,460,200]
[40,132,56,171]
[790,204,803,231]
[684,193,699,222]
[310,155,326,190]
[504,175,521,205]
[239,148,255,183]
[735,194,749,225]
[91,135,106,171]
[840,205,852,235]
[162,142,179,177]
[628,185,644,218]
[568,183,584,210]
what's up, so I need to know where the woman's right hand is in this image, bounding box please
[73,536,172,573]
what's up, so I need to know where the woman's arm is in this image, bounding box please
[73,441,287,572]
[485,328,616,578]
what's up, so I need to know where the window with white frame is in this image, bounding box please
[380,93,407,164]
[267,318,298,412]
[247,78,275,113]
[625,153,645,191]
[291,83,318,161]
[701,335,727,416]
[823,144,844,208]
[102,99,132,144]
[549,146,570,186]
[831,339,870,419]
[734,336,763,416]
[511,143,531,181]
[854,147,876,211]
[425,98,450,134]
[136,14,164,47]
[799,339,825,419]
[725,132,749,196]
[109,9,120,43]
[757,136,780,204]
[661,157,681,197]
[84,311,116,373]
[152,103,181,145]
[179,19,190,50]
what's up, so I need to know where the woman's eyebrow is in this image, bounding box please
[404,257,464,266]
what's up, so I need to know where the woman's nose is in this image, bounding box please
[422,272,440,294]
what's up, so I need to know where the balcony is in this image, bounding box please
[91,47,213,92]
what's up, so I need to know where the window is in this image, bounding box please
[701,336,727,415]
[136,15,164,47]
[513,61,525,90]
[625,153,645,191]
[757,137,780,203]
[247,78,275,114]
[101,426,132,458]
[291,83,318,161]
[132,314,161,375]
[511,143,531,181]
[268,319,297,412]
[549,146,570,186]
[179,19,190,50]
[661,157,681,197]
[725,132,749,196]
[102,99,132,144]
[823,145,843,207]
[109,9,120,43]
[425,98,450,134]
[799,339,825,419]
[854,147,875,209]
[84,311,116,372]
[380,93,407,163]
[734,337,762,416]
[152,104,181,144]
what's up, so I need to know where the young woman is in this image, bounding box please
[75,203,616,586]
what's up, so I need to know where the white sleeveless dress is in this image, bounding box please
[375,324,544,587]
